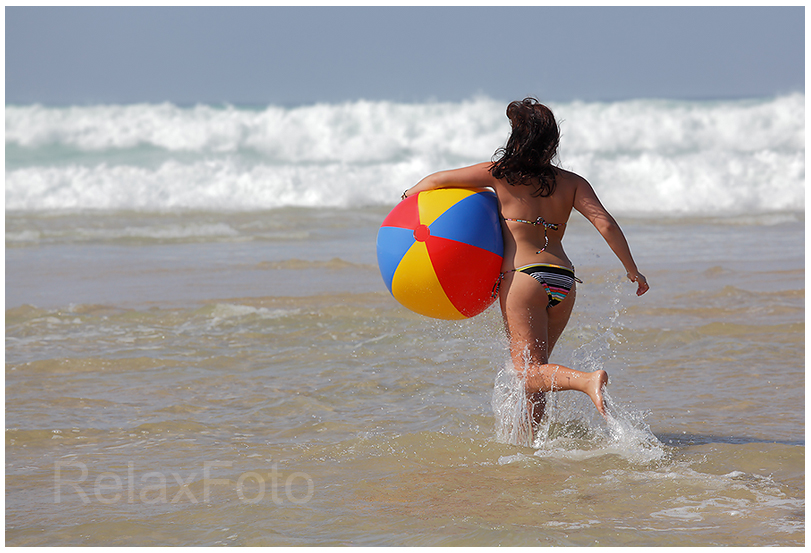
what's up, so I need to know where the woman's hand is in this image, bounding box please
[627,272,649,296]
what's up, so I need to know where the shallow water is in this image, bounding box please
[5,207,804,546]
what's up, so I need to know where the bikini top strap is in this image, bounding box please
[501,215,562,230]
[501,215,565,254]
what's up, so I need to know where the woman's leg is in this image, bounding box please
[547,282,576,357]
[499,272,608,421]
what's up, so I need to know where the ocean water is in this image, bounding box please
[5,95,804,546]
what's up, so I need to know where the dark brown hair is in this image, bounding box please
[489,97,560,197]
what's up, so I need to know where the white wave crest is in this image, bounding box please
[5,98,506,163]
[6,95,804,214]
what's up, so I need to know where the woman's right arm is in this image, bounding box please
[573,177,649,296]
[402,162,496,199]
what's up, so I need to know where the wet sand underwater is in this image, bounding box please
[5,207,804,546]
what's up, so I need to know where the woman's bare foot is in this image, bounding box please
[585,370,609,417]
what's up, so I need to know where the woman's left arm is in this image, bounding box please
[402,162,497,199]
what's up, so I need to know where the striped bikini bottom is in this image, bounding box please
[506,263,582,308]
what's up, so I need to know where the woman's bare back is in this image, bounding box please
[492,168,585,272]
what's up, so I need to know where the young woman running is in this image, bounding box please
[402,98,649,424]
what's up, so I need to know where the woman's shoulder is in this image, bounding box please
[554,166,589,187]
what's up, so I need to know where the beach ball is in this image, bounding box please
[376,188,504,319]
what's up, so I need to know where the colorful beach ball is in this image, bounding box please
[376,188,504,320]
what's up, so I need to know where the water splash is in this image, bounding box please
[568,280,626,372]
[491,362,534,447]
[492,369,666,463]
[600,390,666,464]
[491,283,665,463]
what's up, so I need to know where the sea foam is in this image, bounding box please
[6,95,804,214]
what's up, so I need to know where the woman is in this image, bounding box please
[402,98,649,425]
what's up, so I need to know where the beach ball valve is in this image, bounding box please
[376,188,504,319]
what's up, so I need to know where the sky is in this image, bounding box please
[5,6,805,106]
